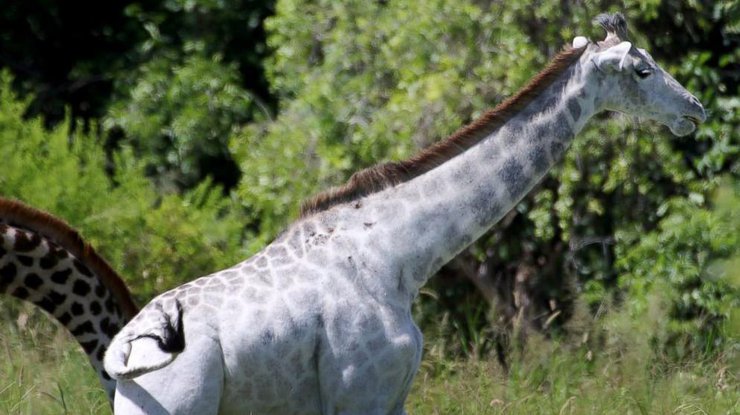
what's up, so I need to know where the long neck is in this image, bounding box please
[0,200,137,404]
[343,58,596,297]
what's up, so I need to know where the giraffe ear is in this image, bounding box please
[592,41,633,72]
[572,36,588,48]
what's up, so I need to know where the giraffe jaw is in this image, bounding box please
[669,115,701,137]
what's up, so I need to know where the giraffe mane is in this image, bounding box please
[0,197,139,319]
[300,44,587,217]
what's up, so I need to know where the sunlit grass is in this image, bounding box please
[406,342,737,414]
[0,301,110,415]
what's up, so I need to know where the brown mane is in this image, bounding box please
[300,45,587,217]
[0,197,139,319]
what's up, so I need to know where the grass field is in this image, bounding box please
[1,301,737,414]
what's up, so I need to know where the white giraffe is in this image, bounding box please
[102,13,705,414]
[1,12,705,415]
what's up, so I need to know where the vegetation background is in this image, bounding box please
[0,0,737,413]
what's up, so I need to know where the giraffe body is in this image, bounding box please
[112,219,423,414]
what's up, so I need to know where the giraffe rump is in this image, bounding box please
[104,299,185,380]
[300,45,587,217]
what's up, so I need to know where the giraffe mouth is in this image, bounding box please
[669,116,698,137]
[683,115,703,127]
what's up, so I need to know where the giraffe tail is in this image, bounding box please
[104,299,185,380]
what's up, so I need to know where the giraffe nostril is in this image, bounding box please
[693,105,707,123]
[685,96,706,123]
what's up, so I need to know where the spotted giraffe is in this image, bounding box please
[101,13,705,415]
[0,198,138,403]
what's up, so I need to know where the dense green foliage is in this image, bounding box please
[0,73,246,301]
[0,0,275,191]
[0,0,737,410]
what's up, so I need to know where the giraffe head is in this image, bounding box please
[573,13,706,136]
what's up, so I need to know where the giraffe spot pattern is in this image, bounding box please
[72,279,91,296]
[48,290,66,305]
[17,255,33,266]
[94,283,106,298]
[528,144,550,175]
[0,262,17,288]
[39,253,59,269]
[71,302,84,316]
[37,296,57,314]
[498,159,527,198]
[24,273,43,289]
[96,345,106,361]
[256,256,268,268]
[100,317,118,338]
[58,312,72,325]
[287,229,304,258]
[51,268,72,284]
[13,231,41,252]
[90,301,102,315]
[267,245,288,259]
[71,321,95,336]
[104,296,116,313]
[80,339,98,354]
[567,98,582,120]
[12,286,29,299]
[73,259,93,277]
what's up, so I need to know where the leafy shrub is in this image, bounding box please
[0,72,246,302]
[618,182,739,357]
[106,53,256,191]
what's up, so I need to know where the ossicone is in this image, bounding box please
[594,12,628,45]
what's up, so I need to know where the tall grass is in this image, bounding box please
[407,290,738,414]
[407,340,736,414]
[0,300,108,414]
[0,295,737,414]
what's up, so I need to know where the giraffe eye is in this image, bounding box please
[635,68,652,79]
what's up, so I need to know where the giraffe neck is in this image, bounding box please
[337,57,597,298]
[0,199,137,404]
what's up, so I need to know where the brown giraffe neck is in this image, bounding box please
[0,197,137,403]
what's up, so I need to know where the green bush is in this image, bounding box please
[0,72,246,303]
[106,52,256,191]
[618,182,739,357]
